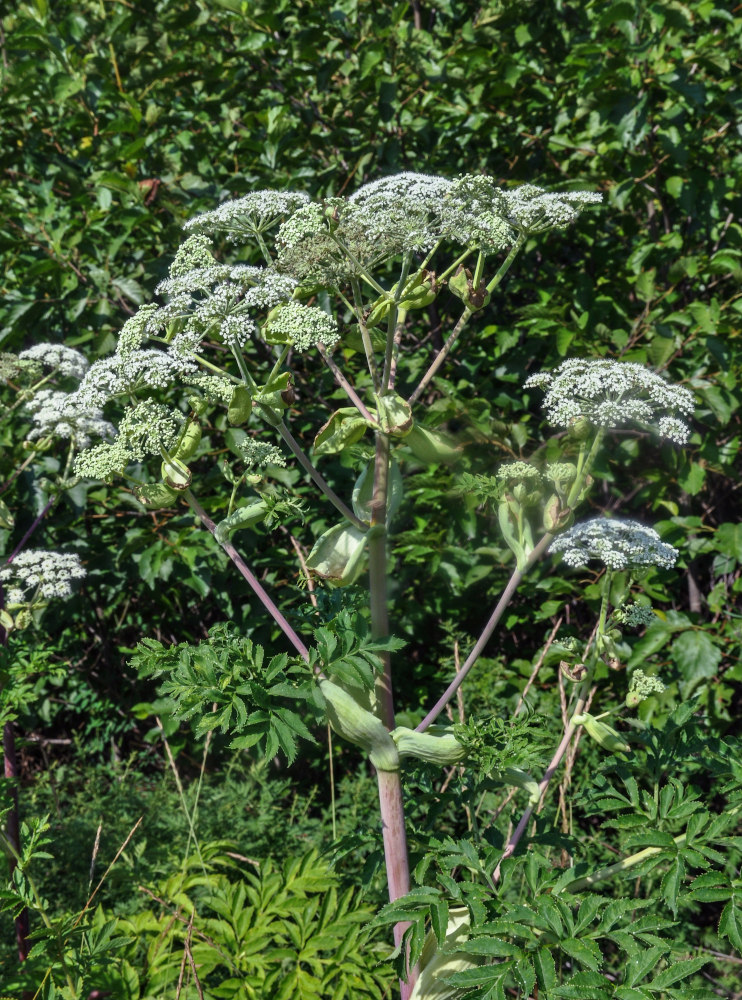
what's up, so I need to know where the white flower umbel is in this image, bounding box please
[73,438,130,480]
[186,373,236,404]
[524,359,694,443]
[497,461,542,483]
[263,300,340,351]
[25,389,115,449]
[443,175,515,253]
[73,349,198,410]
[18,343,89,380]
[183,191,310,244]
[502,184,602,234]
[613,603,656,628]
[626,668,665,708]
[550,518,679,571]
[275,201,373,285]
[117,400,180,461]
[238,439,286,468]
[347,172,455,253]
[0,550,86,604]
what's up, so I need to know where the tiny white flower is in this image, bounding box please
[525,358,694,443]
[184,190,310,244]
[550,518,679,571]
[263,300,339,352]
[502,184,602,234]
[18,344,89,380]
[24,389,115,449]
[0,550,86,603]
[238,439,286,468]
[497,462,542,482]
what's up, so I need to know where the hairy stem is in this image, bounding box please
[184,490,310,661]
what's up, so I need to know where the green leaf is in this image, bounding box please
[671,630,722,689]
[559,936,602,972]
[625,946,669,987]
[534,945,558,991]
[718,896,742,953]
[513,955,535,996]
[459,936,520,958]
[713,522,742,563]
[648,955,709,989]
[661,856,685,917]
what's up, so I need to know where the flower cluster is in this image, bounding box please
[441,175,515,253]
[263,301,340,352]
[626,668,665,708]
[24,389,115,450]
[18,343,89,379]
[0,352,42,380]
[0,550,86,606]
[497,461,541,483]
[347,172,456,253]
[238,439,286,468]
[550,518,678,571]
[612,602,656,628]
[501,185,603,234]
[183,190,310,243]
[275,173,601,286]
[525,359,694,443]
[74,399,182,480]
[73,350,197,411]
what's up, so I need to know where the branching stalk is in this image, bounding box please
[184,490,310,661]
[316,343,376,423]
[417,532,554,732]
[273,418,367,529]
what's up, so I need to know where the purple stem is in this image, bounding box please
[184,491,310,662]
[417,533,554,732]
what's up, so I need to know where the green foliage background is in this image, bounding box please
[1,0,740,995]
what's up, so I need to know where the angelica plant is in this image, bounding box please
[30,172,736,998]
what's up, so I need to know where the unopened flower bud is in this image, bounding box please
[573,712,629,753]
[13,609,33,631]
[173,421,202,462]
[542,494,563,532]
[228,385,253,426]
[393,270,438,311]
[568,416,591,441]
[404,425,460,465]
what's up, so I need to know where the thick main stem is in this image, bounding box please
[368,431,417,998]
